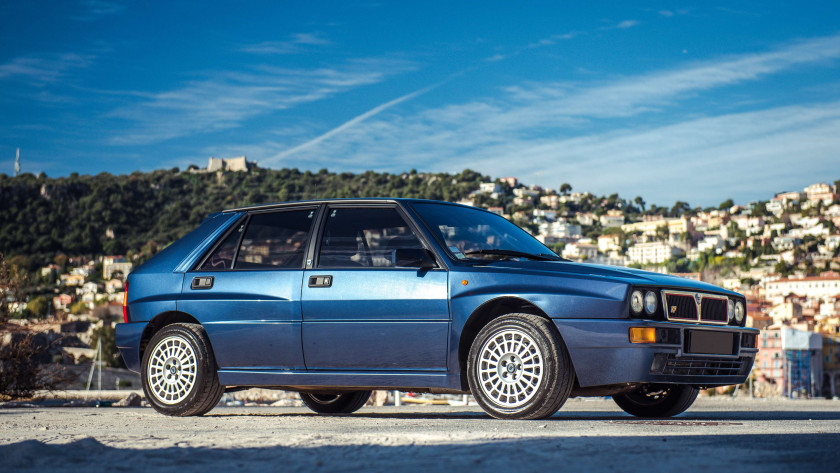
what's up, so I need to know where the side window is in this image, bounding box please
[236,209,315,269]
[200,223,243,270]
[318,207,423,268]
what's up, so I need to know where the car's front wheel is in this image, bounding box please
[612,384,698,417]
[299,391,372,414]
[467,314,574,420]
[141,323,223,416]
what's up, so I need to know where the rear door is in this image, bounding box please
[179,207,318,370]
[301,205,450,371]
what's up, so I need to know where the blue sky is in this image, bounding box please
[1,1,839,207]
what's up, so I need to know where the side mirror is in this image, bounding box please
[394,248,436,269]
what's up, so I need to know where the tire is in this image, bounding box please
[299,391,372,414]
[612,384,699,418]
[467,313,574,420]
[141,323,223,416]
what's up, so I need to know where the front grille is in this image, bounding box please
[700,297,728,323]
[652,354,750,377]
[665,294,697,321]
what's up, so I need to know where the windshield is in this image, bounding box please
[411,202,559,261]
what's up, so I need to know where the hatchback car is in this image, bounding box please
[116,199,757,419]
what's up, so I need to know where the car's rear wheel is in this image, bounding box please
[612,384,698,417]
[467,313,574,420]
[299,391,372,414]
[141,323,223,416]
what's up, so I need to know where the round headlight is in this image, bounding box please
[734,301,745,324]
[644,291,658,315]
[630,290,644,314]
[727,299,735,322]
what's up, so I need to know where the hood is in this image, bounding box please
[471,260,741,296]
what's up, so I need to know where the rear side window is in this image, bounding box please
[236,210,315,269]
[200,224,243,270]
[318,207,422,268]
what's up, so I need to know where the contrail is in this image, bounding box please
[269,82,443,161]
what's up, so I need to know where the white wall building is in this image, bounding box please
[627,242,683,264]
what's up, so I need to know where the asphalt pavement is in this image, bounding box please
[1,397,838,472]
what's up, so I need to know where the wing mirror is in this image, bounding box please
[394,248,436,269]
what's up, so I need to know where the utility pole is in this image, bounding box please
[14,148,21,176]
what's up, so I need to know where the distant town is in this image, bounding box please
[2,158,839,399]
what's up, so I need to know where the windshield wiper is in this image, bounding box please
[463,249,566,261]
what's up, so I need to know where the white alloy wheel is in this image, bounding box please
[147,335,198,405]
[477,328,544,408]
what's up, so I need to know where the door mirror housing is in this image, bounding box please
[394,248,436,269]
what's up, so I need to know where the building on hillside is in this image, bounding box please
[756,327,824,398]
[60,274,85,287]
[562,242,598,261]
[478,182,501,194]
[597,234,620,253]
[103,257,133,279]
[764,272,840,301]
[538,221,582,240]
[192,156,257,173]
[822,333,840,398]
[804,183,836,204]
[540,194,560,209]
[52,294,73,311]
[627,242,683,265]
[499,177,518,187]
[599,211,624,228]
[621,217,692,237]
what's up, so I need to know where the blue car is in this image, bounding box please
[116,199,757,419]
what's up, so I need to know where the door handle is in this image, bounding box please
[191,276,214,290]
[308,275,333,288]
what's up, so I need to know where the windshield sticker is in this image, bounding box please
[449,246,466,259]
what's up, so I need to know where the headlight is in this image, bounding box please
[630,290,644,314]
[644,291,658,315]
[727,299,735,322]
[734,301,745,324]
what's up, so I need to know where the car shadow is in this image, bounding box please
[205,408,840,422]
[2,433,839,472]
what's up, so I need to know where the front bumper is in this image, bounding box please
[554,319,758,388]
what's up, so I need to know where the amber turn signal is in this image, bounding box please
[629,327,656,344]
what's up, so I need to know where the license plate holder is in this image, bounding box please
[686,330,735,355]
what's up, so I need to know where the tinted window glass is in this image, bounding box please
[200,223,243,270]
[236,209,314,269]
[411,203,555,260]
[318,207,422,268]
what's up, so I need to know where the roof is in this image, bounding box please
[222,198,470,213]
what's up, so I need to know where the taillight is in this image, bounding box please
[123,280,129,323]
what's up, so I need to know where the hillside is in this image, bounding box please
[0,168,487,266]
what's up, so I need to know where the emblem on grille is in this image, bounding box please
[694,293,702,305]
[671,306,677,314]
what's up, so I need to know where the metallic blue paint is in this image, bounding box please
[117,198,756,395]
[115,322,146,372]
[178,269,306,370]
[301,268,449,371]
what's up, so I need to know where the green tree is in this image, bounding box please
[90,324,125,368]
[24,296,50,319]
[560,183,572,195]
[718,198,734,210]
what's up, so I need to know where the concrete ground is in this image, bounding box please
[1,397,838,472]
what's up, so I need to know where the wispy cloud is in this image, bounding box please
[247,34,840,205]
[107,58,415,145]
[614,19,639,29]
[0,53,94,85]
[267,83,440,163]
[241,33,331,55]
[72,0,126,21]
